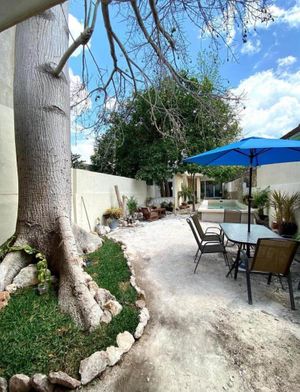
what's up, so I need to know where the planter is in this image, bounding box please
[278,222,298,236]
[271,221,279,230]
[108,219,119,230]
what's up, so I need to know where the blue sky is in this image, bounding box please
[69,0,300,162]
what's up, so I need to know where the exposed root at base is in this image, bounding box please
[0,238,31,291]
[57,217,104,331]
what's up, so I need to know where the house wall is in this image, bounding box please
[257,163,300,228]
[0,27,18,244]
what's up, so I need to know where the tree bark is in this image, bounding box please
[0,4,103,331]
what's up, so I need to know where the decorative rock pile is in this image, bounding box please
[0,240,150,391]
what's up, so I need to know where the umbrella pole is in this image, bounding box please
[248,165,253,233]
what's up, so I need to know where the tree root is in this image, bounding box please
[57,217,104,331]
[0,238,31,291]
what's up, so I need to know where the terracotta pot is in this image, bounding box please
[271,221,278,230]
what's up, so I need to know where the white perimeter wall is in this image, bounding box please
[257,163,300,228]
[0,27,18,244]
[72,169,147,232]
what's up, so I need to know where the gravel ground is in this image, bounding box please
[84,215,300,392]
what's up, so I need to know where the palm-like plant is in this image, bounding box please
[270,190,300,235]
[178,184,193,203]
[270,190,285,225]
[283,192,300,223]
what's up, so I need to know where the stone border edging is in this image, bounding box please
[0,240,150,392]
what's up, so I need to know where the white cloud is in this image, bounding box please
[270,2,300,28]
[232,68,300,138]
[68,14,91,57]
[69,68,92,129]
[71,137,94,163]
[277,55,297,68]
[105,97,118,111]
[70,68,94,163]
[240,39,261,55]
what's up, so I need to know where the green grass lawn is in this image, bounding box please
[0,239,139,379]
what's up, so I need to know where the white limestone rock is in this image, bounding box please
[12,264,38,288]
[9,374,31,392]
[5,284,17,294]
[116,331,135,353]
[135,299,146,309]
[95,288,115,307]
[139,307,150,324]
[0,378,7,392]
[104,300,123,316]
[134,308,150,339]
[48,371,80,390]
[79,351,108,385]
[100,310,112,324]
[134,322,145,339]
[106,346,123,366]
[31,374,54,392]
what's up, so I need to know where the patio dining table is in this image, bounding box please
[220,223,281,279]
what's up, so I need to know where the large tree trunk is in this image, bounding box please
[0,4,103,331]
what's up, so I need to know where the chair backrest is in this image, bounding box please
[224,209,242,223]
[186,218,202,248]
[191,213,205,239]
[251,238,298,275]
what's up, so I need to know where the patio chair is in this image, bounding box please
[186,217,228,273]
[224,209,242,223]
[190,213,223,243]
[223,209,242,247]
[240,238,298,309]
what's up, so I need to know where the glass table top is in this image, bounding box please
[220,223,281,245]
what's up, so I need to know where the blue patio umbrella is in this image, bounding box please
[184,136,300,232]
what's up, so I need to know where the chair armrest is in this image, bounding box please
[205,226,221,234]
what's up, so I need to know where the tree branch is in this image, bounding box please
[52,0,100,77]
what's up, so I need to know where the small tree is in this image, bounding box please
[71,153,86,169]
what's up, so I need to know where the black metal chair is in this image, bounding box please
[240,238,298,309]
[223,209,242,247]
[187,217,228,274]
[191,213,223,241]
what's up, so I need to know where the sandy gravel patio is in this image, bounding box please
[85,215,300,392]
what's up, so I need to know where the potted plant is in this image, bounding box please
[252,187,270,219]
[271,190,300,235]
[103,207,122,229]
[178,185,193,206]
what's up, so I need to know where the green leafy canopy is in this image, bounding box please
[91,70,241,184]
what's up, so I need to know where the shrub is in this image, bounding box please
[252,187,270,216]
[127,196,138,216]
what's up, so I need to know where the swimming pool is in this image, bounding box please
[198,199,253,223]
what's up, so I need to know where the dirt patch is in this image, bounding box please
[210,307,300,392]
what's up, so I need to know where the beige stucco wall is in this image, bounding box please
[0,27,18,244]
[257,163,300,228]
[72,169,147,231]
